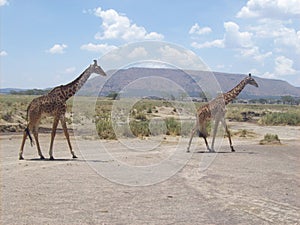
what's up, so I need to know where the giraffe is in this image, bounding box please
[187,73,258,153]
[19,60,106,160]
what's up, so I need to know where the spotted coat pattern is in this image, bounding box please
[19,60,106,160]
[187,74,258,152]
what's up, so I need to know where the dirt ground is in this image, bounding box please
[1,123,300,224]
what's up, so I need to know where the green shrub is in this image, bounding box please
[259,133,281,145]
[233,129,256,138]
[165,117,181,136]
[226,109,244,122]
[134,112,147,121]
[96,114,116,139]
[259,112,300,126]
[129,120,150,137]
[1,111,13,122]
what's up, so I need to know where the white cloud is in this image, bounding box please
[223,22,253,48]
[247,19,300,66]
[80,43,117,54]
[240,46,272,63]
[189,23,212,35]
[261,71,275,79]
[0,50,8,56]
[274,27,300,54]
[191,21,252,49]
[93,7,164,41]
[236,0,300,19]
[236,0,300,74]
[47,44,67,54]
[191,21,273,63]
[191,40,224,49]
[159,45,208,70]
[128,47,148,58]
[0,0,8,7]
[64,67,76,74]
[274,56,297,76]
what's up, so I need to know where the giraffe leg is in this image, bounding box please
[49,117,59,160]
[196,120,212,152]
[198,129,211,152]
[19,130,28,160]
[221,118,235,152]
[60,116,77,158]
[187,125,197,153]
[210,119,220,152]
[32,127,44,159]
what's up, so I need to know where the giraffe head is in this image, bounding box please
[89,60,106,76]
[245,73,258,87]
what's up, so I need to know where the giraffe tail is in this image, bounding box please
[25,127,34,147]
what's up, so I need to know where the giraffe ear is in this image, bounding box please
[93,60,97,65]
[249,73,251,77]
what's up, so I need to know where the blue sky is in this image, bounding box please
[1,0,300,88]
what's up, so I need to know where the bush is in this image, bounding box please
[226,109,243,122]
[233,129,256,138]
[259,133,281,145]
[129,120,150,137]
[259,112,300,126]
[134,112,147,121]
[96,115,116,140]
[165,117,181,136]
[1,111,13,122]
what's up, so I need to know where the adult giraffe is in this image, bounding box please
[187,73,258,153]
[19,60,106,160]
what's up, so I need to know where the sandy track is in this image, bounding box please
[1,131,300,224]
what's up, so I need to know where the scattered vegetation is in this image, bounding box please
[96,115,116,140]
[259,111,300,126]
[1,95,300,141]
[233,129,257,138]
[165,117,181,136]
[129,120,150,137]
[10,89,50,95]
[106,92,119,100]
[259,133,281,145]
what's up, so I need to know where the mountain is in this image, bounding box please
[2,68,299,98]
[0,88,26,94]
[78,68,300,99]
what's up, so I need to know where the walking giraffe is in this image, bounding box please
[187,73,258,153]
[19,60,106,160]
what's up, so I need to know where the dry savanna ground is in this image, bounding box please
[1,95,300,224]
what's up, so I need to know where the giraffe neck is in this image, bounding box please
[223,79,247,105]
[61,67,92,100]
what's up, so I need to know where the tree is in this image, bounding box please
[281,95,295,105]
[107,92,118,100]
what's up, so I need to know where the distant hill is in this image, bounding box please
[78,68,300,99]
[0,88,25,94]
[2,68,300,99]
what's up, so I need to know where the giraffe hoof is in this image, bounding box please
[40,155,45,160]
[49,156,54,160]
[19,156,24,160]
[72,155,78,159]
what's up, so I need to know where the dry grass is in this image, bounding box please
[1,95,299,139]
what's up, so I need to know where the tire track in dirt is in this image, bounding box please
[182,165,300,224]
